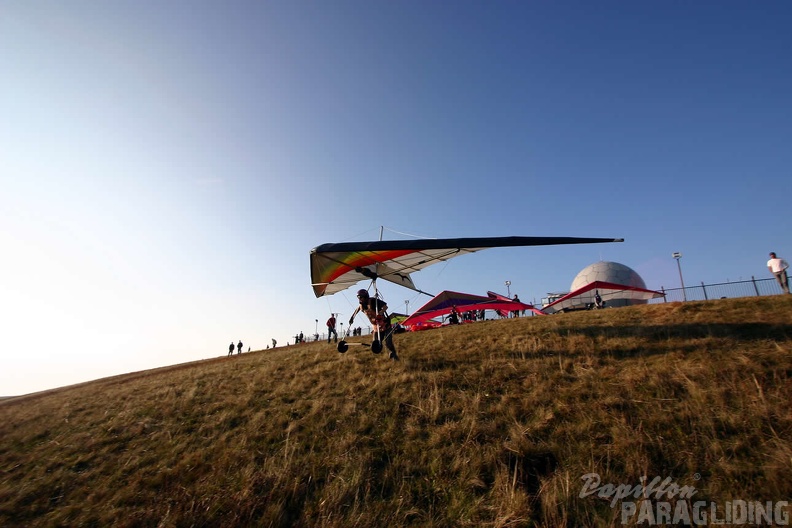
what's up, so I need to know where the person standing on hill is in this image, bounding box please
[326,314,338,343]
[237,340,243,354]
[350,289,399,361]
[448,305,459,325]
[767,252,790,294]
[228,342,235,357]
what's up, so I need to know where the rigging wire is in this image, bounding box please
[337,226,436,242]
[404,290,424,315]
[432,258,452,280]
[381,226,454,282]
[324,295,345,319]
[340,226,383,243]
[381,226,437,240]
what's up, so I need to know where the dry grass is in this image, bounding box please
[1,296,791,527]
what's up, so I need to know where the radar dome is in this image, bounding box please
[571,262,648,307]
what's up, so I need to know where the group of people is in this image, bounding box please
[228,340,244,356]
[447,306,491,324]
[225,252,788,362]
[330,252,787,363]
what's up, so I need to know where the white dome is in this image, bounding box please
[571,261,647,291]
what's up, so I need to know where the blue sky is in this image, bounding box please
[2,1,790,396]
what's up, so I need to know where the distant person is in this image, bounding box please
[767,252,790,294]
[272,339,277,348]
[350,289,399,360]
[448,305,459,325]
[512,295,521,318]
[299,331,304,343]
[237,340,243,355]
[228,342,234,357]
[594,290,605,309]
[327,314,338,343]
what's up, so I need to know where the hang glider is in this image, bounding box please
[310,235,624,298]
[400,290,543,328]
[541,280,664,314]
[485,290,546,317]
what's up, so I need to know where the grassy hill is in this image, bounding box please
[1,297,791,527]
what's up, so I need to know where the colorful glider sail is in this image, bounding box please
[310,236,624,298]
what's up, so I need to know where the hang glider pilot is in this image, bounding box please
[350,289,399,361]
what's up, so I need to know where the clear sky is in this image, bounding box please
[2,1,790,396]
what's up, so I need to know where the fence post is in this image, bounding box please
[701,281,708,301]
[751,276,760,296]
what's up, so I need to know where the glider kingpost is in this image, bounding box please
[310,236,624,298]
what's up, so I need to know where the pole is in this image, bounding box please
[673,252,686,301]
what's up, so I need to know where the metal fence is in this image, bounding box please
[649,276,788,304]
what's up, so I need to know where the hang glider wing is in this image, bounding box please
[310,236,624,298]
[402,291,493,327]
[400,290,543,328]
[542,281,664,314]
[486,291,545,316]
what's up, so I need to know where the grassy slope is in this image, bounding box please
[1,297,791,527]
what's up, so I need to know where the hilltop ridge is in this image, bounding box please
[1,296,791,527]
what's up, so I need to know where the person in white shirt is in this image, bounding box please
[767,252,790,294]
